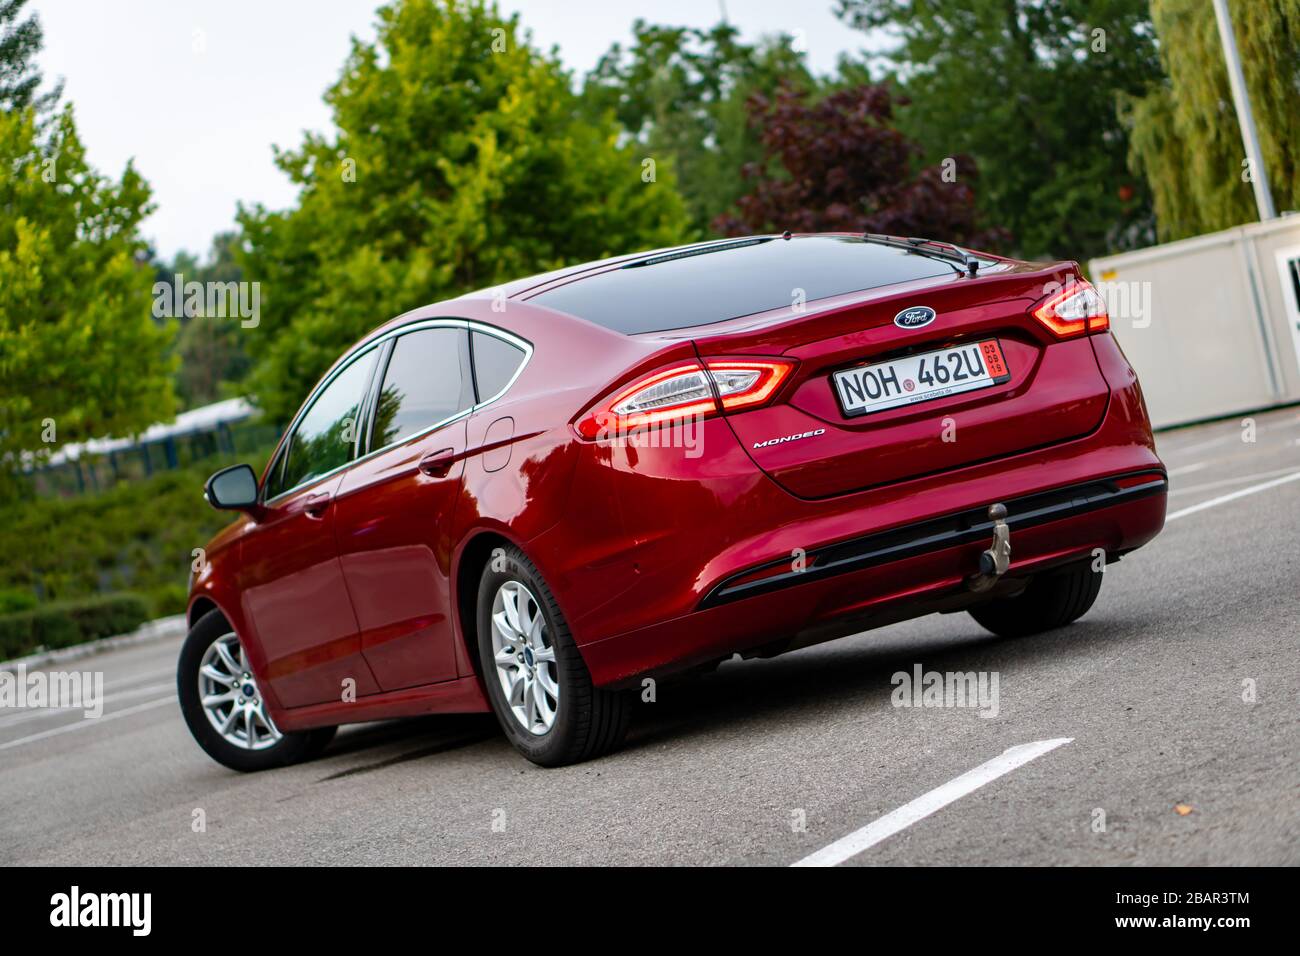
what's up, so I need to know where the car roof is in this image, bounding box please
[459,235,764,302]
[368,233,1014,342]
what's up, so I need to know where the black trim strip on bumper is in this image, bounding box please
[698,472,1168,609]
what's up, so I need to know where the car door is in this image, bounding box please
[334,324,476,690]
[240,347,383,709]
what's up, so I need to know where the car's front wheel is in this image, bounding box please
[177,610,336,772]
[968,562,1104,638]
[476,546,630,767]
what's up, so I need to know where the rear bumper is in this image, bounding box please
[700,472,1166,608]
[581,478,1166,687]
[527,330,1165,687]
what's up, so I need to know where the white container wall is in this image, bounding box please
[1090,216,1300,429]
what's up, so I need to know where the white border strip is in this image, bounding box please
[791,738,1073,867]
[1166,469,1300,522]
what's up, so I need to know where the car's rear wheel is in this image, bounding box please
[968,562,1103,638]
[178,610,336,772]
[476,545,630,767]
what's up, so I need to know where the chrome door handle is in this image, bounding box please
[418,448,457,478]
[303,493,331,518]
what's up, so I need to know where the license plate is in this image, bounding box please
[833,339,1010,418]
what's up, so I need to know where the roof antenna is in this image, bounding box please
[782,230,792,240]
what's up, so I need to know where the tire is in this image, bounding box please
[177,610,337,773]
[476,545,631,767]
[968,562,1103,639]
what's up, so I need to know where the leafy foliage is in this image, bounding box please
[159,232,253,409]
[582,21,812,235]
[0,0,60,114]
[1122,0,1300,241]
[835,0,1163,259]
[0,446,276,618]
[239,0,692,422]
[0,107,175,479]
[714,84,1001,247]
[0,593,149,661]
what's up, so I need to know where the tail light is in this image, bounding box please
[574,358,795,440]
[1030,279,1110,338]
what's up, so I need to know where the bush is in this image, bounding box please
[0,444,275,618]
[0,592,150,661]
[0,588,37,614]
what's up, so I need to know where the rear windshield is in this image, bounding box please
[527,236,955,334]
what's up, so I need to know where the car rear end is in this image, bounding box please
[519,235,1167,686]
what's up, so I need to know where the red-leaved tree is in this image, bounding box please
[714,84,1007,250]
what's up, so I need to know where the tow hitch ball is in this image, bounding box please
[967,503,1010,592]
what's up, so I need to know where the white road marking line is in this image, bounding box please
[791,738,1073,867]
[1166,469,1300,522]
[1170,465,1300,498]
[1167,461,1209,477]
[0,683,175,728]
[0,696,175,752]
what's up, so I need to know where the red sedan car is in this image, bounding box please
[179,234,1166,769]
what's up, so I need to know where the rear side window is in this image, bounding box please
[371,327,473,448]
[267,348,378,499]
[527,235,954,334]
[472,331,526,400]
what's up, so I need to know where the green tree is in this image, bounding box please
[0,0,60,114]
[582,21,813,235]
[836,0,1163,259]
[239,0,692,422]
[171,311,253,410]
[1122,0,1300,241]
[0,107,175,482]
[160,231,252,409]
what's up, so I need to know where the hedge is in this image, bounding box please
[0,444,275,620]
[0,592,151,662]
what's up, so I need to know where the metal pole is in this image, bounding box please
[1211,0,1276,221]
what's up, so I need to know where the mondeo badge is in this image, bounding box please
[894,306,936,329]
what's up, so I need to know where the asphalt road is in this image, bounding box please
[3,407,1298,866]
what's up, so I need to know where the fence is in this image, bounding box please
[27,398,281,499]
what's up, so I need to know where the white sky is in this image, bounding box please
[34,0,872,260]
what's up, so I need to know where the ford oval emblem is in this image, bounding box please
[894,306,936,329]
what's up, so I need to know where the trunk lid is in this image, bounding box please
[686,265,1110,499]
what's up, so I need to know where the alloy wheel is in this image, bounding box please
[490,580,559,735]
[197,631,282,750]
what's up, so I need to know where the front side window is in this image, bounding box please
[371,327,473,448]
[265,349,378,499]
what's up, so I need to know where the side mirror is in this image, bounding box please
[205,464,259,511]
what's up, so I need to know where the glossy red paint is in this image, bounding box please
[189,235,1167,733]
[334,418,467,690]
[237,473,381,708]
